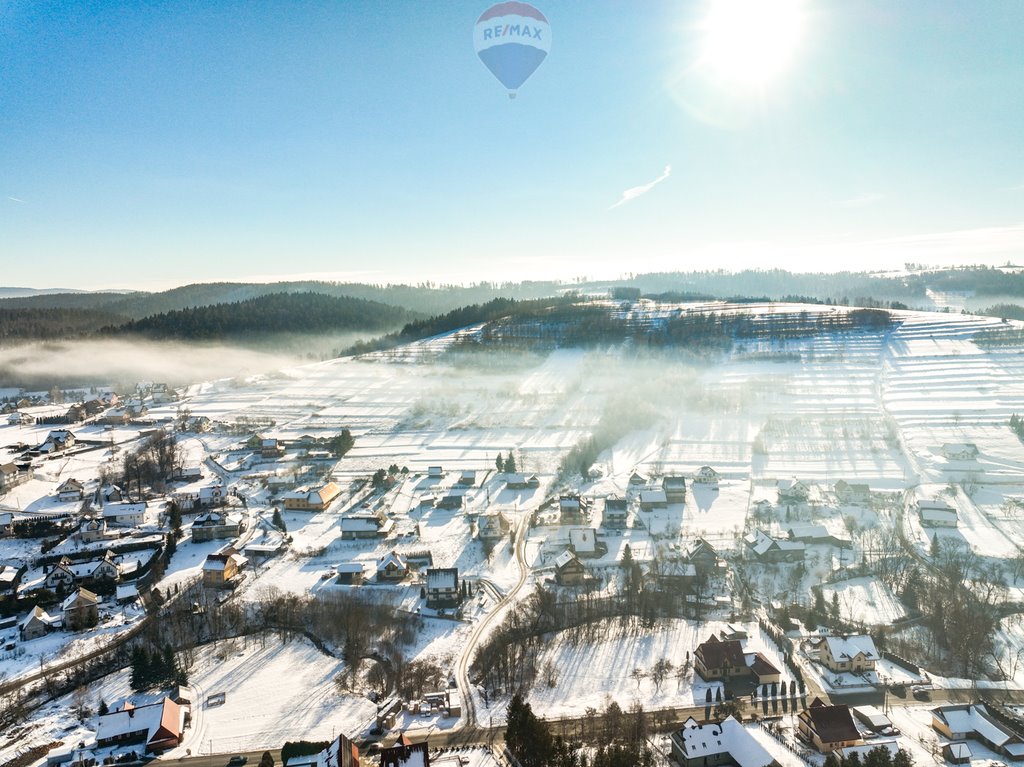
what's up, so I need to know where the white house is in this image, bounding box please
[942,443,979,461]
[693,466,720,486]
[102,502,146,528]
[670,717,778,767]
[916,498,958,528]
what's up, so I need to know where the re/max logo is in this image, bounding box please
[482,24,544,41]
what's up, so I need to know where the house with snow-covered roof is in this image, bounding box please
[191,510,243,542]
[425,567,460,608]
[477,511,511,541]
[96,698,184,753]
[102,502,146,528]
[834,480,871,505]
[670,716,779,767]
[554,550,586,586]
[639,488,668,511]
[744,529,805,563]
[814,634,880,673]
[202,545,247,588]
[281,481,342,511]
[20,605,60,641]
[932,703,1024,761]
[380,738,429,767]
[568,527,605,558]
[376,550,408,581]
[56,478,85,502]
[942,443,979,461]
[694,465,719,486]
[777,478,810,504]
[916,497,958,528]
[62,587,99,630]
[602,496,628,528]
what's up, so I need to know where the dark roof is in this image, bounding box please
[380,741,429,767]
[697,635,746,669]
[803,698,860,743]
[749,652,781,677]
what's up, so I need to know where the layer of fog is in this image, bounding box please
[0,337,348,391]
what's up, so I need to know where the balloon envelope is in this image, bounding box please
[474,2,550,95]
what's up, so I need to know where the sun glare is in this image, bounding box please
[699,0,806,88]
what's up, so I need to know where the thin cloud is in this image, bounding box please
[834,192,884,208]
[6,196,25,203]
[1000,183,1024,192]
[610,165,672,210]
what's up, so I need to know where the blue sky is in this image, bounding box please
[1,0,1023,290]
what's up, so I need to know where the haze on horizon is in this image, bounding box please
[2,0,1023,291]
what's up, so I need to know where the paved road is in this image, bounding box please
[453,515,529,730]
[156,748,281,767]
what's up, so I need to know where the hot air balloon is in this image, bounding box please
[473,2,550,98]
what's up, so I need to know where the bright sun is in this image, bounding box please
[699,0,806,88]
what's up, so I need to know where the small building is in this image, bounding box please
[917,498,958,528]
[745,529,805,563]
[662,475,687,503]
[116,583,140,604]
[380,739,430,767]
[456,470,476,487]
[56,478,85,502]
[282,482,342,511]
[62,587,100,630]
[942,443,979,461]
[670,716,779,767]
[427,466,444,479]
[628,471,647,486]
[568,527,605,558]
[96,698,184,753]
[39,429,76,453]
[942,742,972,765]
[777,478,810,504]
[20,605,60,641]
[931,703,1024,761]
[695,635,749,682]
[852,705,894,734]
[425,567,460,609]
[638,488,668,511]
[816,635,880,673]
[559,494,590,524]
[202,545,247,588]
[260,437,284,458]
[191,510,244,542]
[335,562,365,586]
[340,513,393,539]
[798,698,862,753]
[693,465,719,487]
[78,517,115,544]
[7,411,35,425]
[377,551,408,581]
[834,480,871,505]
[505,473,540,490]
[602,496,628,528]
[0,563,26,596]
[0,463,28,493]
[0,512,13,537]
[685,538,721,575]
[102,502,146,528]
[478,511,511,541]
[436,493,464,510]
[554,550,586,586]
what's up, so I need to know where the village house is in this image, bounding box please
[340,512,393,539]
[202,545,247,588]
[505,473,540,490]
[77,517,117,544]
[941,742,972,765]
[260,437,284,458]
[427,465,444,479]
[694,635,781,688]
[456,470,476,486]
[670,716,779,767]
[662,475,687,503]
[425,567,460,609]
[96,698,185,753]
[0,562,26,597]
[638,488,668,511]
[693,465,720,487]
[744,529,805,563]
[554,550,587,586]
[282,481,343,511]
[834,480,871,505]
[477,511,511,541]
[44,559,77,591]
[335,562,365,586]
[62,587,100,630]
[942,443,979,461]
[657,558,697,593]
[103,502,147,528]
[917,498,958,528]
[568,527,606,558]
[376,550,408,581]
[602,496,629,528]
[191,510,244,542]
[798,698,862,753]
[812,634,880,673]
[931,704,1024,761]
[288,734,361,767]
[436,493,464,510]
[0,463,28,493]
[380,738,430,767]
[7,411,35,425]
[628,471,647,487]
[20,605,60,641]
[0,512,13,537]
[685,538,722,575]
[39,429,76,453]
[56,478,85,502]
[777,478,810,504]
[559,494,590,524]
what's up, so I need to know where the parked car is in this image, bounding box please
[228,756,248,766]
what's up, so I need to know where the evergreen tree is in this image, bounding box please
[272,508,287,533]
[505,451,517,473]
[495,454,505,472]
[98,699,109,716]
[892,749,914,767]
[259,753,274,767]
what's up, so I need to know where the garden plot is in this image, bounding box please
[512,618,791,721]
[819,576,906,626]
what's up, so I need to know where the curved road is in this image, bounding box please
[454,517,529,729]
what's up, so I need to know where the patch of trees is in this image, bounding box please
[983,303,1024,321]
[0,307,122,345]
[280,742,329,765]
[559,399,657,480]
[129,644,187,691]
[495,451,517,473]
[113,429,182,498]
[823,746,913,767]
[506,695,654,767]
[1011,413,1024,443]
[108,291,414,341]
